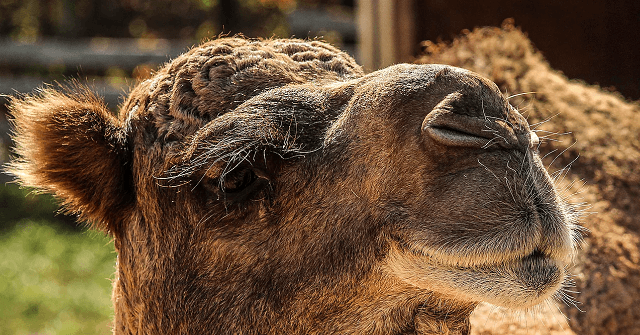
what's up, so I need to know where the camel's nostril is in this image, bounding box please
[424,124,491,147]
[422,106,494,148]
[422,111,518,149]
[422,92,522,150]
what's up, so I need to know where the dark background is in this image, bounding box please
[1,0,638,98]
[415,0,640,100]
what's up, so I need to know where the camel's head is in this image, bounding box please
[8,38,580,333]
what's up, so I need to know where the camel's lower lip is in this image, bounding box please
[447,253,564,308]
[510,252,563,292]
[386,245,566,309]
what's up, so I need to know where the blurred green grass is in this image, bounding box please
[0,184,116,335]
[0,183,77,231]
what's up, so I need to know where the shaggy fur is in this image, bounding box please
[418,22,640,335]
[8,37,579,334]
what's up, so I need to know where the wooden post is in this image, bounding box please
[356,0,416,72]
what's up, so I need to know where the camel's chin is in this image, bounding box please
[484,253,565,308]
[385,247,566,309]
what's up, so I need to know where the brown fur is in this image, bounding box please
[417,22,640,335]
[8,37,579,334]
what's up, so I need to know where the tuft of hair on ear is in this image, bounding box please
[6,86,132,234]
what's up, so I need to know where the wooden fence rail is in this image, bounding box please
[0,38,191,108]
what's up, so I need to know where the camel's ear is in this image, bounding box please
[6,88,132,234]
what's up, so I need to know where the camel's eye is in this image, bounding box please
[215,168,271,203]
[222,169,258,193]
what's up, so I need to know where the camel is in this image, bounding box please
[8,37,580,334]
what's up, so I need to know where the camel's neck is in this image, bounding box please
[282,273,475,335]
[109,215,475,334]
[412,302,474,335]
[111,254,474,334]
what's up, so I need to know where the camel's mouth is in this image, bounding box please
[385,243,567,309]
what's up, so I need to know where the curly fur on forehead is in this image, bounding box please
[121,38,364,142]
